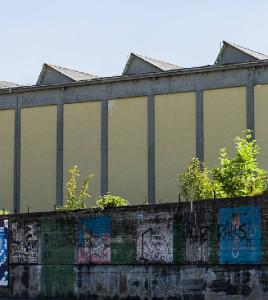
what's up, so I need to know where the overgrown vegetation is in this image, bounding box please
[178,130,268,201]
[96,193,129,210]
[58,165,129,210]
[0,209,9,215]
[58,165,94,210]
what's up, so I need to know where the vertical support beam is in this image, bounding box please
[148,95,155,204]
[13,97,21,213]
[101,100,108,196]
[247,76,255,138]
[196,90,204,162]
[56,92,64,206]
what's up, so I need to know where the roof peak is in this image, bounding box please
[132,52,181,69]
[37,63,98,85]
[223,41,268,60]
[215,41,268,64]
[46,63,98,78]
[122,52,182,75]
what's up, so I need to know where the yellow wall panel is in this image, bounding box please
[204,87,246,167]
[255,84,268,170]
[63,102,101,203]
[108,97,147,205]
[0,110,14,211]
[21,106,56,212]
[155,92,196,203]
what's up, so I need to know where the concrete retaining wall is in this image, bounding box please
[1,196,268,299]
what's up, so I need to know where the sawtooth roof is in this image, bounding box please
[37,63,98,85]
[134,53,181,71]
[215,41,268,64]
[122,53,181,75]
[224,41,268,60]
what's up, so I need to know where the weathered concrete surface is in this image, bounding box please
[1,196,268,298]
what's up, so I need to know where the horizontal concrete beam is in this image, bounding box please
[0,64,267,109]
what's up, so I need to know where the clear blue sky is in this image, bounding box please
[1,0,268,85]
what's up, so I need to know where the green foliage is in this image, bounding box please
[0,209,9,215]
[58,165,94,210]
[178,158,225,201]
[212,130,268,197]
[178,130,268,201]
[96,193,129,210]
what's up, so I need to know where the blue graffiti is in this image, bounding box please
[0,219,8,286]
[219,206,261,264]
[78,216,112,264]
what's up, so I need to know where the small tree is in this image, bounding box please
[58,165,94,210]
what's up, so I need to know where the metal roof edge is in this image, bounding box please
[1,59,268,95]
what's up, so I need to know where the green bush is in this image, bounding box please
[178,130,268,201]
[211,131,268,197]
[0,209,9,215]
[178,158,225,201]
[96,193,128,209]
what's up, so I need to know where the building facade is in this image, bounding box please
[1,41,268,213]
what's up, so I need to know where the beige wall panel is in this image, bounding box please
[155,92,196,203]
[0,110,14,211]
[108,97,147,205]
[255,84,268,170]
[204,87,246,167]
[63,102,101,203]
[21,106,56,212]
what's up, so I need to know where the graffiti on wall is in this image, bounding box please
[219,206,261,264]
[137,217,173,263]
[11,222,38,264]
[0,219,8,286]
[78,216,112,264]
[185,212,209,262]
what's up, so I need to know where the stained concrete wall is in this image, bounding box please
[1,196,268,299]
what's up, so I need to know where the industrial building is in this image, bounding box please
[1,41,268,212]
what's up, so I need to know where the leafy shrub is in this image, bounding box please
[0,209,9,215]
[58,165,94,210]
[178,130,268,201]
[178,158,225,201]
[96,193,128,210]
[211,131,268,197]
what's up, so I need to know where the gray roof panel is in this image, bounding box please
[122,53,182,75]
[215,41,268,64]
[47,64,98,81]
[37,63,98,85]
[0,81,20,89]
[224,41,268,60]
